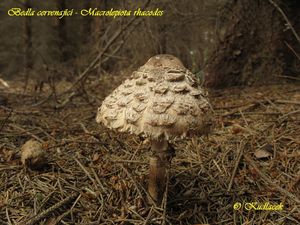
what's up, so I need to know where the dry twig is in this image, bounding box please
[227,141,245,191]
[268,0,300,43]
[22,192,80,225]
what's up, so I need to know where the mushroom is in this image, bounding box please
[21,139,47,170]
[96,54,212,204]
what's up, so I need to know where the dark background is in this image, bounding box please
[0,0,299,89]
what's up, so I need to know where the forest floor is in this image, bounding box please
[0,76,299,225]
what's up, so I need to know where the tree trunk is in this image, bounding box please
[83,0,92,43]
[57,0,68,62]
[204,0,300,88]
[24,0,33,89]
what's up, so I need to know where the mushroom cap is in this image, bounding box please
[96,54,212,140]
[21,139,47,169]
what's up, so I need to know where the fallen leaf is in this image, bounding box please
[92,153,100,162]
[232,124,243,134]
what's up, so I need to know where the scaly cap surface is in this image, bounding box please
[97,54,212,139]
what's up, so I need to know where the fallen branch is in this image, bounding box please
[284,41,300,61]
[65,0,151,95]
[227,141,245,191]
[268,0,300,44]
[276,99,300,105]
[22,192,80,225]
[222,103,257,116]
[276,75,300,81]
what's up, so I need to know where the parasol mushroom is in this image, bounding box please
[96,54,212,204]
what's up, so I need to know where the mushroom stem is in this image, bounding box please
[148,139,174,204]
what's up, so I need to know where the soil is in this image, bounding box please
[0,77,299,225]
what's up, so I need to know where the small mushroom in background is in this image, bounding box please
[96,54,213,204]
[21,139,47,170]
